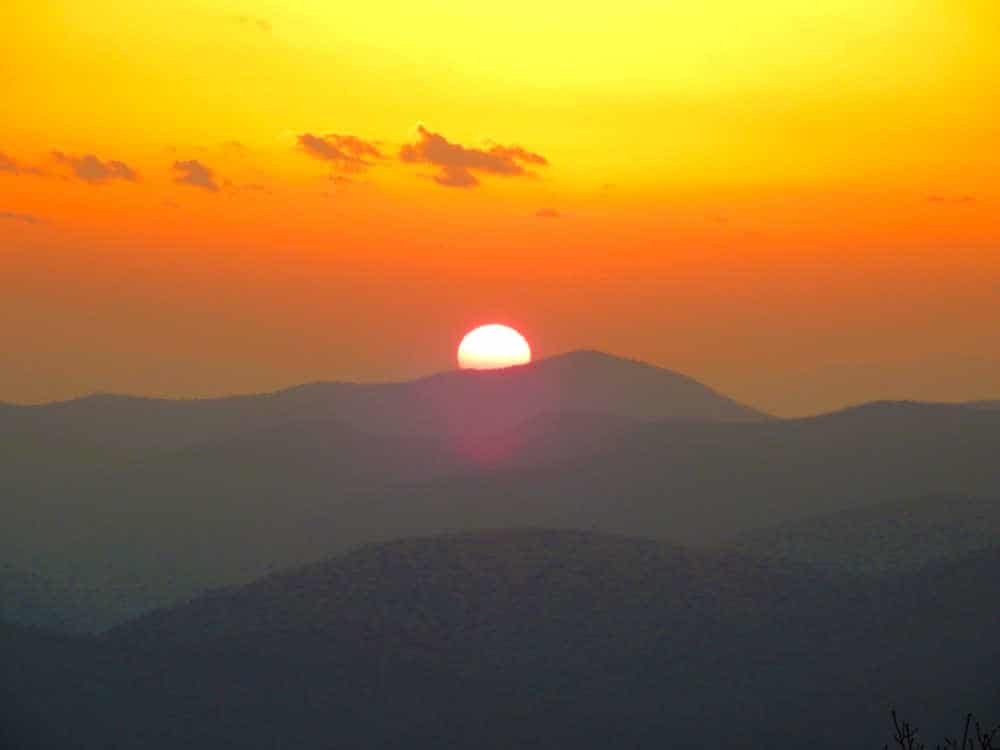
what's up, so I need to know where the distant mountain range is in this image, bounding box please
[0,350,765,455]
[967,399,1000,410]
[2,351,998,632]
[3,529,997,749]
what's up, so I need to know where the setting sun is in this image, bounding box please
[3,2,999,746]
[457,324,532,370]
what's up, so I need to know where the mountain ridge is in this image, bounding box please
[0,349,757,409]
[5,529,997,749]
[0,350,766,463]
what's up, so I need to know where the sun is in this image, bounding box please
[457,324,532,370]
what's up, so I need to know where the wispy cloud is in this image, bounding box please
[0,151,44,176]
[297,133,383,173]
[53,151,138,184]
[927,194,976,205]
[173,160,219,192]
[0,211,45,224]
[399,126,547,188]
[536,208,561,218]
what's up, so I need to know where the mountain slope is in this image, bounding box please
[3,530,998,749]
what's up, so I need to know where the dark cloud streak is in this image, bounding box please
[399,126,547,188]
[173,160,220,192]
[297,133,383,173]
[0,152,22,173]
[0,211,45,224]
[53,151,138,184]
[927,194,976,205]
[0,151,44,176]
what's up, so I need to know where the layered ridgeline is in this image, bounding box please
[0,351,759,630]
[2,530,998,749]
[2,352,999,632]
[0,350,763,460]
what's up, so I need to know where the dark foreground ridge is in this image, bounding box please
[2,529,998,749]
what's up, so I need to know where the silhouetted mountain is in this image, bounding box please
[0,350,765,461]
[2,531,997,749]
[2,400,998,632]
[726,493,1000,576]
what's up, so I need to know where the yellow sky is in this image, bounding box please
[1,0,998,412]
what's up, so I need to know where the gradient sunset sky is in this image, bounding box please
[3,0,998,414]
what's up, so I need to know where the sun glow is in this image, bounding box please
[457,325,532,370]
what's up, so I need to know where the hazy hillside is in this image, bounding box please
[3,530,997,749]
[726,493,1000,576]
[2,397,998,633]
[0,564,109,634]
[0,410,644,631]
[336,401,1000,545]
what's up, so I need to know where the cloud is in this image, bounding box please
[435,165,478,188]
[0,151,44,176]
[536,208,560,218]
[927,194,976,205]
[0,211,45,224]
[52,151,138,184]
[51,152,135,183]
[297,133,383,173]
[399,126,547,188]
[0,152,23,174]
[173,160,219,192]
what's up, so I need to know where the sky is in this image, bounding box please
[2,0,998,415]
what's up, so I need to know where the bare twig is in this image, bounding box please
[887,712,996,750]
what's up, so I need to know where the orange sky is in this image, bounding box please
[2,0,998,414]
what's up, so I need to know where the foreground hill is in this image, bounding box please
[2,400,998,632]
[2,530,997,749]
